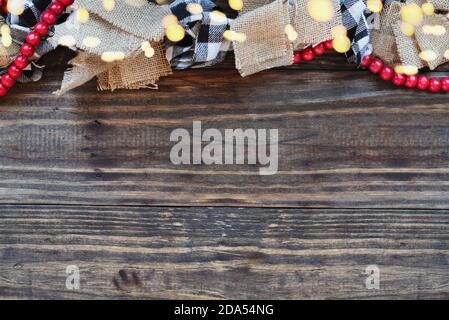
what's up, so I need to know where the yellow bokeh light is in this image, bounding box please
[166,24,185,42]
[401,3,423,27]
[332,35,351,53]
[307,0,334,22]
[367,0,383,13]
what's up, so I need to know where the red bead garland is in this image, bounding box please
[0,0,74,97]
[293,40,334,65]
[360,54,449,93]
[1,12,448,97]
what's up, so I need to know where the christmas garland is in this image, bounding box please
[1,0,449,97]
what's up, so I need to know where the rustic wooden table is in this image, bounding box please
[1,48,449,299]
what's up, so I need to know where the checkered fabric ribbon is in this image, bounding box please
[0,0,67,82]
[341,0,408,64]
[166,0,232,69]
[340,0,376,64]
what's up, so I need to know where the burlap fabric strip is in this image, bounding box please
[51,1,173,93]
[371,2,403,65]
[429,0,449,11]
[75,0,170,41]
[238,0,273,14]
[292,0,341,49]
[56,42,171,95]
[414,13,449,70]
[97,42,172,91]
[372,0,449,70]
[50,13,144,57]
[230,0,293,77]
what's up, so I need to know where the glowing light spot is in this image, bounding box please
[332,35,351,53]
[367,0,383,13]
[400,21,415,37]
[166,24,185,42]
[7,0,25,16]
[76,8,90,24]
[307,0,334,22]
[186,3,203,14]
[401,3,423,27]
[229,0,243,11]
[102,0,115,11]
[421,2,434,15]
[419,50,437,62]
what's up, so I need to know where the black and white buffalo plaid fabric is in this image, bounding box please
[1,0,67,82]
[340,0,376,64]
[166,0,231,69]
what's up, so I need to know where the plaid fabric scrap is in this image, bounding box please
[341,0,376,64]
[166,0,231,69]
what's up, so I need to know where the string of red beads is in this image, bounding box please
[360,55,449,93]
[0,0,7,14]
[0,0,74,97]
[293,40,334,64]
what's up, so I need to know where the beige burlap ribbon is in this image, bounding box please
[231,0,293,77]
[56,42,171,94]
[292,0,341,49]
[374,0,449,70]
[51,1,172,94]
[231,0,341,77]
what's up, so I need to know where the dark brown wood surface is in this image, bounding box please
[1,48,449,299]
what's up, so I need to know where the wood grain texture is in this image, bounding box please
[1,49,449,207]
[2,48,449,300]
[1,205,449,300]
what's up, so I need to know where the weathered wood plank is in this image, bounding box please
[1,49,449,207]
[0,205,448,299]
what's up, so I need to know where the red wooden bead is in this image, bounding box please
[58,0,75,6]
[442,78,449,92]
[417,75,429,90]
[34,22,49,36]
[379,66,394,81]
[0,0,7,14]
[0,84,8,97]
[392,72,406,86]
[360,55,373,69]
[428,78,442,93]
[369,58,384,74]
[293,51,301,64]
[42,10,57,25]
[312,43,326,56]
[49,1,65,15]
[8,65,23,80]
[301,48,315,61]
[1,74,16,89]
[324,40,333,50]
[405,75,418,88]
[20,43,35,57]
[14,55,29,69]
[26,31,41,46]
